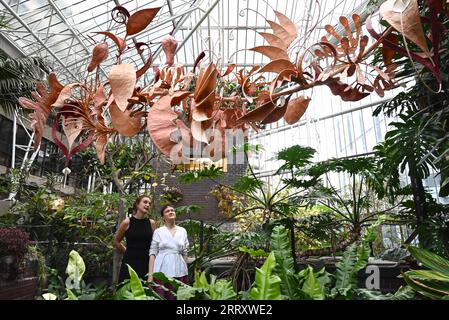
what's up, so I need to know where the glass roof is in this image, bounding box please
[0,0,370,85]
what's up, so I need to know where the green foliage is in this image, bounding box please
[160,186,183,205]
[178,165,225,184]
[403,246,449,299]
[299,266,326,300]
[66,250,85,289]
[0,10,8,28]
[0,50,48,115]
[249,252,282,300]
[44,250,111,300]
[357,286,415,300]
[233,176,263,194]
[330,227,375,299]
[175,205,204,218]
[270,226,299,299]
[186,271,238,300]
[277,145,316,171]
[0,189,125,283]
[126,265,155,300]
[232,143,264,154]
[238,246,269,258]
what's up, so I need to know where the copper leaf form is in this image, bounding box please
[109,64,136,112]
[109,101,143,137]
[236,99,277,124]
[94,32,126,53]
[126,7,161,36]
[382,34,398,65]
[136,50,153,80]
[161,35,178,66]
[191,119,210,144]
[92,82,108,122]
[53,83,81,108]
[193,63,218,121]
[380,0,431,56]
[87,42,109,72]
[95,133,108,165]
[221,64,236,77]
[274,11,298,44]
[171,91,191,107]
[147,95,178,156]
[62,116,84,149]
[366,14,441,83]
[267,20,295,47]
[258,59,296,74]
[261,105,287,124]
[284,96,311,124]
[18,73,63,148]
[258,32,288,50]
[250,46,290,61]
[326,80,370,101]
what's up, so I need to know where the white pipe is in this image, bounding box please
[11,111,17,169]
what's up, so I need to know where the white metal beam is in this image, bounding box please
[0,0,79,80]
[46,0,108,78]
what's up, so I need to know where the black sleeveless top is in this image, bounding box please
[118,216,153,282]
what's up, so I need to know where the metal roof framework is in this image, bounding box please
[0,0,369,85]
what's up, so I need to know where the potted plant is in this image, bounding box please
[0,227,30,281]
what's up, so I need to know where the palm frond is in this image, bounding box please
[0,51,49,115]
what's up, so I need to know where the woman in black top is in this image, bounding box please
[114,195,156,283]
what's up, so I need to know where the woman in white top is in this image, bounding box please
[148,205,189,299]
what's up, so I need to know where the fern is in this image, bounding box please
[332,239,371,298]
[333,243,359,293]
[250,252,282,300]
[270,226,300,299]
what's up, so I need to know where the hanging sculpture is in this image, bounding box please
[18,0,447,166]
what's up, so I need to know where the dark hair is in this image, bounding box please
[160,205,174,217]
[133,195,151,212]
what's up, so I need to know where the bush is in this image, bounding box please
[0,227,30,261]
[0,227,30,280]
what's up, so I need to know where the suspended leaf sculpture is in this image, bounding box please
[17,3,446,165]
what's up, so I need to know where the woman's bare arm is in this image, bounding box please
[113,218,130,255]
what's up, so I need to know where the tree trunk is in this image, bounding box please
[408,159,428,243]
[112,194,126,289]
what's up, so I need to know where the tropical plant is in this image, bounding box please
[43,250,112,300]
[179,144,320,271]
[397,196,449,259]
[372,0,449,245]
[0,49,47,115]
[174,271,238,300]
[402,246,449,300]
[305,156,401,256]
[173,225,414,300]
[160,186,183,205]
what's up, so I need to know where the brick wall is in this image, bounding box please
[152,160,247,223]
